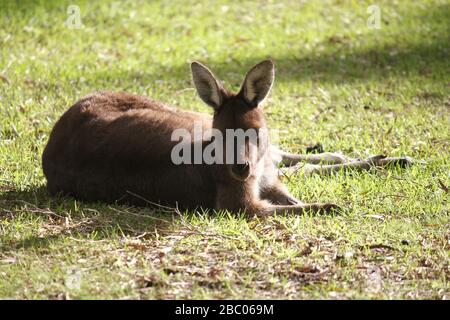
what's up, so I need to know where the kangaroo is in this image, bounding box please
[42,60,413,216]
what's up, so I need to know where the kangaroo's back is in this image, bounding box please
[42,91,215,207]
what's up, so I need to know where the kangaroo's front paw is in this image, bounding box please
[375,155,421,168]
[367,154,387,165]
[285,196,301,205]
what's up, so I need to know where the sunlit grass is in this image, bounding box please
[0,0,448,299]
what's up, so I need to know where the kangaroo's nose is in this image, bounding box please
[231,161,251,180]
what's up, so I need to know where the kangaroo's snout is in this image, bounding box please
[231,161,251,181]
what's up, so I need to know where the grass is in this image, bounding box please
[0,0,448,299]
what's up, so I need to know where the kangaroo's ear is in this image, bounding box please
[239,60,274,107]
[191,61,224,110]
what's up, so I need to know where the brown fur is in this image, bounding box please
[42,61,338,216]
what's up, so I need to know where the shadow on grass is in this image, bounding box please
[82,4,449,91]
[84,38,449,95]
[4,2,449,98]
[0,185,187,253]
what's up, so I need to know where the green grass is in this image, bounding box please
[0,0,449,299]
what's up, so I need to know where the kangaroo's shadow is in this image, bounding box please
[0,185,191,254]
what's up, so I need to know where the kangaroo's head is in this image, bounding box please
[191,60,274,182]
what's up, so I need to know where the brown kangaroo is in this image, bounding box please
[42,60,413,216]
